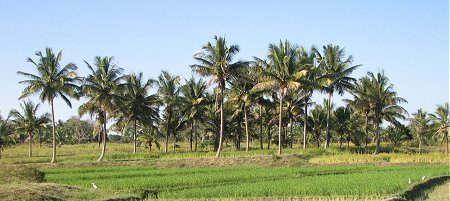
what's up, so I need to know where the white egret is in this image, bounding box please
[92,183,98,189]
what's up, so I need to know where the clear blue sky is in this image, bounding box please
[0,0,448,121]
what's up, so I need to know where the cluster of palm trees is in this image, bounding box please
[0,36,448,163]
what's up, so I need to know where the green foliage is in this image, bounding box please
[44,164,449,199]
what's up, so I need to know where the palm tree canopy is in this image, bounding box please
[314,44,361,95]
[191,35,247,87]
[429,103,450,137]
[116,72,160,130]
[18,47,80,107]
[9,101,50,136]
[252,40,308,95]
[79,56,124,116]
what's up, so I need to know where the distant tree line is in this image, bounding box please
[0,36,448,162]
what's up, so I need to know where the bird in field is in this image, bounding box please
[92,183,98,189]
[408,178,412,184]
[421,176,426,180]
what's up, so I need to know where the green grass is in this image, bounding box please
[44,164,449,199]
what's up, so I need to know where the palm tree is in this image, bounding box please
[409,109,430,153]
[157,71,181,153]
[17,47,79,163]
[429,103,449,153]
[0,113,13,159]
[228,67,257,151]
[308,105,327,148]
[191,36,246,158]
[252,40,307,155]
[314,44,361,148]
[364,71,407,154]
[345,76,372,148]
[79,56,124,161]
[9,101,50,157]
[117,72,160,153]
[333,106,351,148]
[138,124,161,152]
[297,47,319,150]
[180,77,209,151]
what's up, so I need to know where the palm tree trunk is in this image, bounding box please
[98,112,107,161]
[165,110,171,153]
[303,94,308,149]
[28,134,32,157]
[325,92,332,149]
[259,105,263,150]
[364,112,369,148]
[290,118,293,149]
[418,138,422,154]
[215,84,224,158]
[373,116,381,155]
[133,119,137,154]
[445,133,448,154]
[50,99,57,163]
[278,92,284,156]
[244,105,249,151]
[190,121,193,151]
[173,131,176,152]
[267,125,271,150]
[194,120,198,152]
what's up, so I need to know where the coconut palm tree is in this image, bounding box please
[180,77,209,151]
[157,71,181,153]
[17,47,79,163]
[297,47,320,150]
[9,101,50,157]
[190,36,246,158]
[345,76,372,148]
[364,71,407,154]
[314,44,361,148]
[117,72,160,153]
[79,56,124,161]
[409,109,430,153]
[0,113,14,159]
[228,67,257,151]
[252,40,307,155]
[429,103,449,153]
[138,124,161,152]
[308,105,327,148]
[333,106,351,148]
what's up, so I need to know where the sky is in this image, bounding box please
[0,0,448,121]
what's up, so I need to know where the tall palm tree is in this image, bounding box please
[18,47,79,163]
[117,72,160,153]
[297,46,319,150]
[79,56,124,161]
[252,40,307,155]
[9,101,50,157]
[429,103,449,153]
[190,36,246,158]
[345,76,372,148]
[180,77,209,151]
[314,44,361,148]
[409,109,430,153]
[157,71,181,153]
[364,71,407,154]
[228,67,257,151]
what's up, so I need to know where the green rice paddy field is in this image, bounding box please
[1,143,449,200]
[44,164,448,199]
